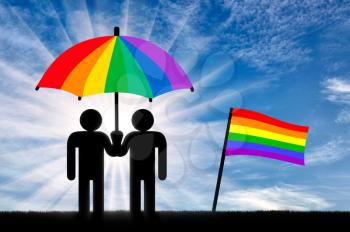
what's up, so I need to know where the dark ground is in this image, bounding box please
[0,211,349,229]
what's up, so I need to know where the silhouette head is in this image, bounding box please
[80,109,102,131]
[132,109,154,132]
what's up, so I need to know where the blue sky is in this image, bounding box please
[1,0,350,211]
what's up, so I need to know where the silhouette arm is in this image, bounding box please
[157,133,167,180]
[120,133,134,156]
[67,133,77,180]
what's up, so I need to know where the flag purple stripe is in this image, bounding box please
[225,148,305,165]
[226,141,304,159]
[120,36,192,90]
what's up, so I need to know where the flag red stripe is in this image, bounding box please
[231,108,309,133]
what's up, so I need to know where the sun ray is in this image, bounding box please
[83,0,95,37]
[47,0,74,46]
[200,60,234,87]
[145,1,161,40]
[47,181,76,210]
[1,155,66,193]
[156,186,177,210]
[6,4,55,61]
[6,157,66,210]
[105,154,130,210]
[122,0,130,35]
[117,157,129,210]
[164,2,198,51]
[13,158,69,210]
[58,0,94,42]
[0,144,65,168]
[104,158,113,209]
[107,158,118,210]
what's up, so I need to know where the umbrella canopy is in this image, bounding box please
[36,27,193,130]
[36,34,193,100]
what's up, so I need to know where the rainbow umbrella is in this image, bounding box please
[36,27,193,130]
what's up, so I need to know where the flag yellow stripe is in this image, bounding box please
[83,37,117,96]
[229,124,306,146]
[231,116,308,139]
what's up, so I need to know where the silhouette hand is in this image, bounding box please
[111,130,123,137]
[111,130,123,142]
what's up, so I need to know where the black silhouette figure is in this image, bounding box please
[113,109,167,217]
[67,109,118,218]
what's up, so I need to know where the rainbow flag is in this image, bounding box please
[225,108,309,165]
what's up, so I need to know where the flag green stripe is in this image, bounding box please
[227,133,305,153]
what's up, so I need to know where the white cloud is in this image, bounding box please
[322,78,350,124]
[216,0,350,72]
[322,78,350,104]
[306,137,350,165]
[219,185,331,211]
[324,78,350,94]
[335,108,350,124]
[147,0,213,55]
[150,0,198,47]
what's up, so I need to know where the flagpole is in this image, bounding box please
[212,108,233,212]
[114,26,120,131]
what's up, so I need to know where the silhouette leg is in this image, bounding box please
[93,178,104,218]
[130,176,141,217]
[79,179,89,217]
[144,176,155,217]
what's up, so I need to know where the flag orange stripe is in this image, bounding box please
[229,125,306,146]
[231,116,307,139]
[231,108,309,132]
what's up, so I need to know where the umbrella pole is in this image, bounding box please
[115,92,119,131]
[114,26,120,131]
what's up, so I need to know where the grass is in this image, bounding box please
[0,211,349,228]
